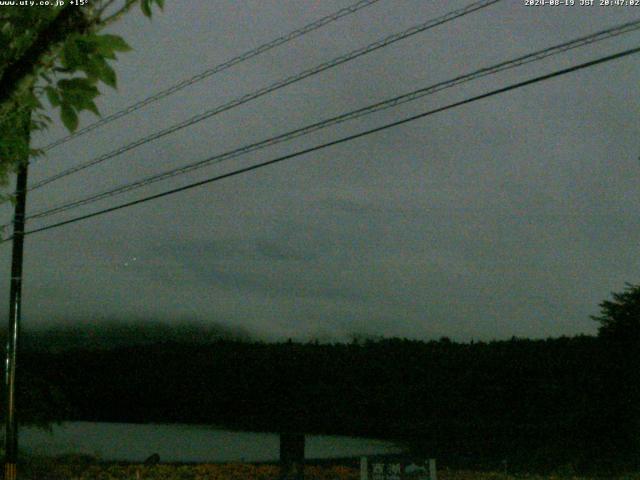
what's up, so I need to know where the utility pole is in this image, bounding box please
[3,109,31,480]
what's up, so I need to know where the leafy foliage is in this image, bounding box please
[590,283,640,464]
[141,0,164,18]
[591,283,640,343]
[0,0,164,194]
[0,0,164,424]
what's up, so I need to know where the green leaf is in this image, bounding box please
[62,38,83,69]
[34,112,52,126]
[57,77,96,91]
[57,78,100,107]
[84,56,105,80]
[85,57,117,89]
[84,100,100,116]
[141,0,152,17]
[97,34,131,53]
[24,91,43,110]
[57,77,102,116]
[98,49,117,60]
[60,103,79,132]
[29,147,45,159]
[45,86,60,106]
[1,21,13,36]
[76,35,100,55]
[154,0,165,9]
[30,119,48,131]
[99,62,117,89]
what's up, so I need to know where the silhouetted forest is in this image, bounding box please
[2,284,639,473]
[2,331,636,472]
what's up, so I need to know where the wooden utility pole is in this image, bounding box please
[3,110,30,480]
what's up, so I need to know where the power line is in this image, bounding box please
[38,0,383,152]
[7,45,639,244]
[24,18,640,223]
[30,0,501,191]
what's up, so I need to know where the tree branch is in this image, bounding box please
[100,0,139,27]
[96,0,120,18]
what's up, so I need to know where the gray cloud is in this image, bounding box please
[0,0,638,341]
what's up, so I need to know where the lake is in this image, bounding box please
[20,422,402,463]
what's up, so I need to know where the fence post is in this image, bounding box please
[279,432,305,480]
[429,458,437,480]
[360,456,368,480]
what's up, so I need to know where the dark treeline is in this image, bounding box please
[2,283,639,473]
[3,324,638,473]
[13,319,253,352]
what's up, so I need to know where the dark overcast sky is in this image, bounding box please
[1,0,639,341]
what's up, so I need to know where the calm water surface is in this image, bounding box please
[21,422,402,462]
